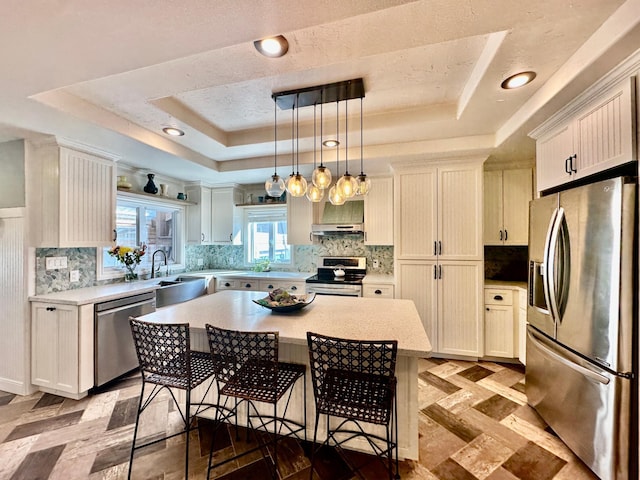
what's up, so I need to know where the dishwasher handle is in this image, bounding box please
[96,298,156,318]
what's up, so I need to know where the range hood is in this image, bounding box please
[311,200,364,235]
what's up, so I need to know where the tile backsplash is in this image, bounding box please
[35,236,394,294]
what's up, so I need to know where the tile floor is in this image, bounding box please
[0,358,599,479]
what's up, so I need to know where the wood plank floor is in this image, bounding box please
[0,358,599,479]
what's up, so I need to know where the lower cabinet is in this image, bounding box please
[397,260,482,357]
[216,276,306,293]
[216,277,259,291]
[363,284,395,299]
[484,286,527,360]
[31,302,94,399]
[259,280,306,294]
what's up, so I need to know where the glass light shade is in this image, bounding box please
[265,174,285,197]
[286,174,308,197]
[356,173,372,196]
[337,173,358,198]
[312,165,332,189]
[328,185,345,205]
[306,184,324,202]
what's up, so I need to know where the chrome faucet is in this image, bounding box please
[151,249,168,278]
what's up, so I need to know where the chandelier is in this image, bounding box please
[264,78,370,203]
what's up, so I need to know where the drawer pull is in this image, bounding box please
[245,283,252,288]
[493,295,503,301]
[375,289,382,295]
[224,282,231,287]
[46,306,57,312]
[267,284,274,289]
[291,286,297,291]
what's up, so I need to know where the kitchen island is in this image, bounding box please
[137,290,431,460]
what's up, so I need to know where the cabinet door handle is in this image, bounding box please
[229,233,233,242]
[486,307,490,311]
[504,230,508,241]
[309,232,313,242]
[433,265,437,279]
[438,265,442,279]
[46,306,56,311]
[375,289,382,295]
[499,230,503,241]
[565,156,572,174]
[438,241,442,255]
[570,154,577,173]
[113,229,117,242]
[202,233,205,242]
[494,295,503,301]
[433,241,437,256]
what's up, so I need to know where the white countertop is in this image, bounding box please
[485,279,528,290]
[362,273,395,284]
[138,290,432,358]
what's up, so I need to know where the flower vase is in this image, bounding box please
[124,265,138,282]
[143,173,158,194]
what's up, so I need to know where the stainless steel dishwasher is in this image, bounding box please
[94,291,156,387]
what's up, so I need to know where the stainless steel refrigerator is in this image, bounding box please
[526,176,637,480]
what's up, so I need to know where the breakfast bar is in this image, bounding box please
[137,289,432,460]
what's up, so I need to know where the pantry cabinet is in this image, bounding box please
[27,138,117,248]
[31,302,94,399]
[394,159,484,357]
[185,185,213,244]
[532,76,637,193]
[484,169,532,246]
[364,177,393,245]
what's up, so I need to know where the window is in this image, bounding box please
[244,206,291,266]
[99,196,184,279]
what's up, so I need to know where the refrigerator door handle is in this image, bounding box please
[527,330,610,385]
[545,207,565,324]
[542,207,559,323]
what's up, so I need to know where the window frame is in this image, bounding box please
[243,205,292,268]
[97,195,186,280]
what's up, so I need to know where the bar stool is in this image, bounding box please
[128,318,216,480]
[306,331,399,480]
[205,325,307,479]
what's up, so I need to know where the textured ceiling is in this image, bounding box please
[1,0,639,185]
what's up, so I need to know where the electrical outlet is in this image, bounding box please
[197,258,204,266]
[70,270,80,282]
[373,259,380,269]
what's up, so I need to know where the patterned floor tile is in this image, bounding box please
[0,358,604,480]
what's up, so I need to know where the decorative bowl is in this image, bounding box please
[253,292,316,313]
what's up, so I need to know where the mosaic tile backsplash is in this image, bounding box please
[35,236,394,294]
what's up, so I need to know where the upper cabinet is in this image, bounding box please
[532,76,637,193]
[287,194,315,245]
[484,168,532,246]
[364,177,393,246]
[27,138,117,248]
[212,187,244,244]
[395,161,483,261]
[185,185,213,244]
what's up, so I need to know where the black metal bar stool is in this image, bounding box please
[306,331,399,480]
[205,324,307,479]
[128,317,216,480]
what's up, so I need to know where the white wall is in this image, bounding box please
[0,140,25,208]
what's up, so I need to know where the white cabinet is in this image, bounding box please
[484,288,516,358]
[287,195,314,245]
[363,284,394,299]
[484,169,532,246]
[212,187,244,244]
[27,138,117,247]
[395,163,483,261]
[397,260,483,356]
[31,302,94,399]
[259,280,306,294]
[364,177,393,246]
[518,289,527,365]
[185,185,213,244]
[394,159,484,357]
[532,77,637,193]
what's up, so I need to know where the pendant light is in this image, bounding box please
[336,98,358,198]
[328,100,345,205]
[264,97,286,197]
[306,103,324,202]
[286,94,307,197]
[356,96,371,195]
[311,102,332,189]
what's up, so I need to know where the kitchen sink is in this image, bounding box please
[155,276,207,307]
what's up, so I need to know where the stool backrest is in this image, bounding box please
[206,325,278,384]
[129,317,191,381]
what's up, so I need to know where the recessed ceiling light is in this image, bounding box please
[162,127,185,136]
[254,35,289,58]
[322,139,340,148]
[501,71,537,89]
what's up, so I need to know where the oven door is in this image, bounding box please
[305,284,362,297]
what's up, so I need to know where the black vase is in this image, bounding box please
[143,173,158,194]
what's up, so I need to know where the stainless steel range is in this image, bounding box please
[305,256,366,297]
